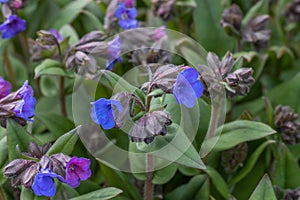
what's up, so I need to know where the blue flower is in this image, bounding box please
[114,2,138,29]
[32,168,65,197]
[0,77,11,99]
[0,0,8,3]
[90,98,123,129]
[106,35,122,70]
[173,68,204,108]
[13,81,36,121]
[0,15,26,39]
[66,157,91,188]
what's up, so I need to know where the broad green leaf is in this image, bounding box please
[205,166,229,199]
[53,0,93,29]
[131,123,205,169]
[201,120,276,152]
[133,162,178,184]
[165,175,209,200]
[80,10,104,31]
[100,164,141,200]
[46,127,79,155]
[272,143,300,189]
[242,0,268,26]
[7,119,42,160]
[229,140,276,185]
[249,174,277,200]
[59,24,79,46]
[34,59,74,78]
[176,0,197,7]
[35,113,75,138]
[193,0,234,55]
[70,187,122,200]
[0,136,8,168]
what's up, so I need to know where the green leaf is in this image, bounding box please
[205,166,229,199]
[176,0,197,7]
[249,174,277,200]
[70,187,122,200]
[201,120,276,152]
[46,127,79,155]
[34,59,74,78]
[0,136,8,168]
[242,0,268,26]
[165,175,209,200]
[59,24,79,46]
[35,113,75,138]
[53,0,93,29]
[100,164,141,200]
[193,0,234,55]
[131,123,205,169]
[272,143,300,189]
[229,140,276,185]
[80,10,104,31]
[7,119,42,160]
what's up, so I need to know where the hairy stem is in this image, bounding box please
[144,154,154,200]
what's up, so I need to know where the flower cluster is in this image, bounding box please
[0,78,36,127]
[221,4,271,51]
[90,65,203,144]
[0,0,26,39]
[114,1,138,30]
[65,31,122,77]
[3,142,91,197]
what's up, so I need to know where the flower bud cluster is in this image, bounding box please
[0,78,36,127]
[3,142,91,197]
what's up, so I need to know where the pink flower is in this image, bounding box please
[66,157,91,188]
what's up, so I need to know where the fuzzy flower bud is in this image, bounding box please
[221,4,243,37]
[284,0,300,24]
[221,143,248,173]
[275,105,300,145]
[225,68,255,98]
[152,0,175,21]
[36,30,59,46]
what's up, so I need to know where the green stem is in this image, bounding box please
[3,49,17,88]
[144,154,154,200]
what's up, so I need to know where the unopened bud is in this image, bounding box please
[36,30,59,46]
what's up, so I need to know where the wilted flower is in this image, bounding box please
[284,0,300,24]
[90,98,123,130]
[173,68,204,108]
[106,35,122,70]
[32,168,65,197]
[0,15,26,39]
[66,157,91,188]
[152,0,175,21]
[129,110,172,144]
[0,77,12,99]
[282,187,300,200]
[225,68,255,98]
[115,2,138,29]
[221,143,248,173]
[221,4,243,37]
[275,105,300,145]
[36,30,59,46]
[13,80,36,121]
[242,15,271,51]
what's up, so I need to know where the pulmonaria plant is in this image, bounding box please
[0,79,36,126]
[65,31,122,77]
[3,142,91,197]
[0,14,26,39]
[114,1,138,30]
[151,0,175,21]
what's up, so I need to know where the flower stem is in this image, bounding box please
[56,41,67,117]
[3,49,17,88]
[144,154,154,200]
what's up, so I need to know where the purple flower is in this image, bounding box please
[90,98,123,130]
[173,68,204,108]
[0,77,11,99]
[48,29,63,42]
[13,81,36,121]
[114,2,138,29]
[0,15,26,39]
[106,35,122,70]
[124,0,134,7]
[66,157,91,188]
[152,26,166,41]
[32,168,64,197]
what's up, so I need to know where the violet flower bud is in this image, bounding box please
[0,77,12,99]
[152,0,175,21]
[36,30,59,46]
